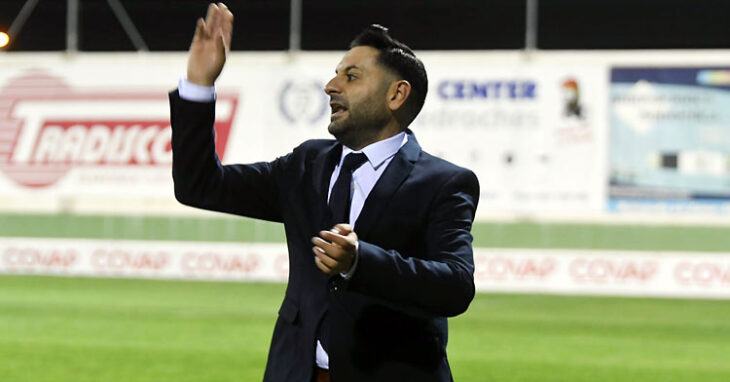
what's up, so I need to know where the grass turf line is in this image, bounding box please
[1,275,729,382]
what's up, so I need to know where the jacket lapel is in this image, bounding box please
[310,141,342,231]
[354,132,421,240]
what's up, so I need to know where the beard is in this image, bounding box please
[328,100,389,149]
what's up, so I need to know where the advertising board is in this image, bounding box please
[0,53,608,218]
[3,238,729,299]
[610,67,730,214]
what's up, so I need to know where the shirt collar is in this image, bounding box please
[341,131,408,169]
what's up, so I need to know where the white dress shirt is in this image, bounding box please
[178,78,408,370]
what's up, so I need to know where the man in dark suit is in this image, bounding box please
[170,3,479,381]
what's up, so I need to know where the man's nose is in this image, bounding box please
[324,77,339,95]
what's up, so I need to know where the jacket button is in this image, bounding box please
[328,279,341,292]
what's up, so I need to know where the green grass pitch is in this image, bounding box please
[3,213,730,252]
[1,275,729,382]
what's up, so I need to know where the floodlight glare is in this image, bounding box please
[0,32,9,48]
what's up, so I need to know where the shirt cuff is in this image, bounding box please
[340,241,359,280]
[178,78,216,102]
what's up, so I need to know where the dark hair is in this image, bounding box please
[349,24,428,127]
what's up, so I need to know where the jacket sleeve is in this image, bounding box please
[169,90,287,222]
[346,169,480,318]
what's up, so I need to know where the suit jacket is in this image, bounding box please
[169,91,480,382]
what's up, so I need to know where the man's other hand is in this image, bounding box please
[312,224,358,275]
[187,3,233,86]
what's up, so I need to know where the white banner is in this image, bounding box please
[0,52,608,218]
[0,238,290,282]
[2,238,729,299]
[4,52,730,222]
[475,248,730,299]
[415,63,608,216]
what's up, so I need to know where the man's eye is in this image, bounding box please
[347,74,356,81]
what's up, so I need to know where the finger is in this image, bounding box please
[192,18,205,42]
[314,256,328,272]
[312,237,349,262]
[219,3,234,51]
[313,246,338,268]
[320,230,351,247]
[205,3,220,38]
[331,223,353,235]
[314,253,334,274]
[312,236,339,253]
[219,2,232,21]
[216,30,226,56]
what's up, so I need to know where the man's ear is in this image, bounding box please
[387,80,411,112]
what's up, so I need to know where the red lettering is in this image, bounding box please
[2,247,77,268]
[674,262,692,285]
[91,249,168,271]
[674,261,730,287]
[570,258,657,283]
[180,252,260,274]
[474,256,556,281]
[31,121,172,165]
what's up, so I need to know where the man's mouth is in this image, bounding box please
[330,102,348,118]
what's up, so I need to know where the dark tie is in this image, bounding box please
[328,152,368,226]
[319,152,367,354]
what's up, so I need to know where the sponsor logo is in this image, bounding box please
[569,258,658,283]
[91,249,169,271]
[181,252,260,274]
[2,246,77,269]
[0,70,238,187]
[32,121,172,165]
[555,77,592,143]
[279,79,328,124]
[561,78,584,119]
[475,255,556,280]
[674,261,730,287]
[437,80,537,100]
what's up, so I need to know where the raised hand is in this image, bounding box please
[187,3,234,86]
[312,224,359,275]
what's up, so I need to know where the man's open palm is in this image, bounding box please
[187,3,233,86]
